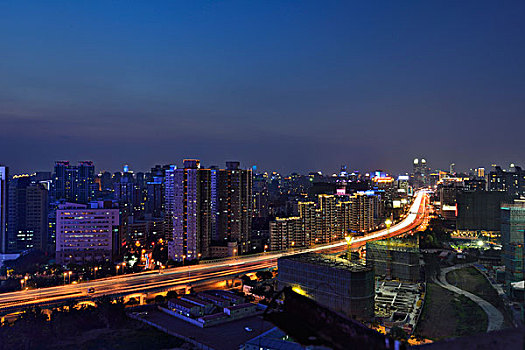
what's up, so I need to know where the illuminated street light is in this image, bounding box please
[345,235,354,261]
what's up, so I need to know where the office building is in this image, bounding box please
[0,166,8,253]
[501,200,525,291]
[56,201,119,264]
[8,176,48,252]
[278,253,375,319]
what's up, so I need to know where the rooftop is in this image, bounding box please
[168,299,199,309]
[279,253,371,272]
[225,303,257,311]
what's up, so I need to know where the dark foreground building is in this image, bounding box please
[277,253,374,319]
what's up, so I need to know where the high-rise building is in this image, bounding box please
[456,191,510,242]
[146,176,164,218]
[476,167,485,179]
[253,173,269,218]
[56,201,119,264]
[412,158,429,188]
[166,160,253,261]
[8,176,48,252]
[215,161,252,253]
[298,201,317,246]
[0,166,8,253]
[317,195,337,243]
[166,160,212,262]
[114,175,142,217]
[501,200,525,291]
[489,165,525,198]
[350,193,375,233]
[53,161,95,203]
[270,217,301,251]
[337,200,353,238]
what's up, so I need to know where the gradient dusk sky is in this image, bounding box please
[1,1,524,174]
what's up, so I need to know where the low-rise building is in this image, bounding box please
[167,298,204,317]
[223,303,257,318]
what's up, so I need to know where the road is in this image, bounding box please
[434,264,504,332]
[0,191,429,313]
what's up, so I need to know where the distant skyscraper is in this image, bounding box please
[476,167,485,178]
[449,163,455,175]
[253,173,269,218]
[412,158,429,188]
[53,161,95,203]
[146,176,164,218]
[488,165,525,198]
[0,166,8,253]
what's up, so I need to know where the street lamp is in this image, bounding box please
[94,267,98,279]
[68,271,72,284]
[345,236,353,261]
[116,265,120,275]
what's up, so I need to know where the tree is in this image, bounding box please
[166,290,178,299]
[240,275,252,285]
[388,326,408,342]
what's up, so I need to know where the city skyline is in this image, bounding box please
[2,1,525,174]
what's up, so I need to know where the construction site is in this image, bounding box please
[366,235,422,282]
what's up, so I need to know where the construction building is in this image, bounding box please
[366,236,421,282]
[277,253,375,319]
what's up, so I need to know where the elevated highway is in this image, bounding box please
[0,191,429,314]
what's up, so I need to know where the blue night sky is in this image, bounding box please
[1,1,524,174]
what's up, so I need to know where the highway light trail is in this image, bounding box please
[0,191,428,313]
